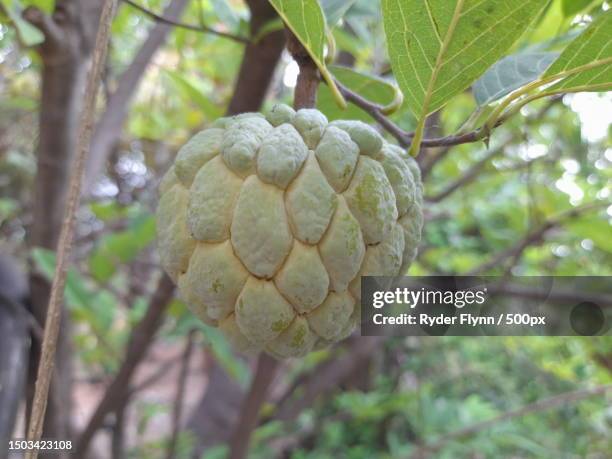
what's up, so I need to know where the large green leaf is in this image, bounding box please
[561,0,596,17]
[268,0,346,108]
[544,10,612,92]
[317,65,399,121]
[473,52,558,106]
[381,0,548,118]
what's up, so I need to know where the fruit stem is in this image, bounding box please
[286,30,320,110]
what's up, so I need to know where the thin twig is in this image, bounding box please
[468,201,608,275]
[165,329,197,459]
[334,78,567,151]
[425,138,512,202]
[271,337,381,422]
[121,0,249,44]
[419,144,452,177]
[410,384,612,457]
[74,274,175,458]
[24,1,117,456]
[420,96,563,179]
[337,77,501,148]
[126,358,177,397]
[335,80,410,146]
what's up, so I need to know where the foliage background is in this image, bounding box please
[0,0,611,457]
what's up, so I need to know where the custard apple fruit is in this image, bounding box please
[156,105,423,358]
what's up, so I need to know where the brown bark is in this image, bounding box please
[226,0,286,115]
[286,31,320,110]
[24,0,103,450]
[228,354,279,459]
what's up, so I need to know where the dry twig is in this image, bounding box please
[121,0,249,43]
[24,1,117,456]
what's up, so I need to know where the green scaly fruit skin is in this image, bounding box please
[156,105,423,359]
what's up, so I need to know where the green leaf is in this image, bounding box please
[268,0,346,108]
[90,201,130,221]
[198,322,250,387]
[473,52,558,106]
[527,0,566,44]
[561,0,596,17]
[382,0,547,117]
[164,70,223,120]
[31,247,56,279]
[567,216,612,254]
[544,10,612,92]
[2,0,45,46]
[317,65,399,121]
[88,214,156,282]
[321,0,358,26]
[0,197,18,225]
[31,248,117,330]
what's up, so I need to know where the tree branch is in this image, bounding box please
[411,384,612,457]
[110,400,127,459]
[121,0,249,43]
[24,1,117,456]
[225,0,285,115]
[467,201,608,275]
[272,337,382,422]
[486,282,612,306]
[425,138,511,203]
[0,302,29,455]
[84,0,190,191]
[22,6,64,48]
[165,329,197,459]
[335,80,410,146]
[74,274,175,458]
[334,80,567,152]
[419,145,452,178]
[228,354,280,459]
[420,96,563,180]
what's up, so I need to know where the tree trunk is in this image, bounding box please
[0,255,30,459]
[226,0,286,115]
